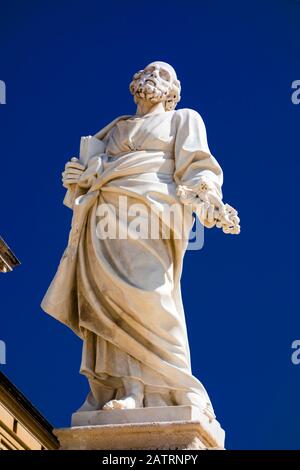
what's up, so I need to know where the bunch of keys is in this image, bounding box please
[177,183,240,235]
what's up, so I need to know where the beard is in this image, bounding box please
[132,78,170,104]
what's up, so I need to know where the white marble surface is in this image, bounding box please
[55,418,225,450]
[72,405,202,426]
[42,62,239,430]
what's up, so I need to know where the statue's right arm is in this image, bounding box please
[62,158,85,189]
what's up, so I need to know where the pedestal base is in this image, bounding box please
[54,406,225,450]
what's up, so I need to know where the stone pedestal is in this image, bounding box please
[54,406,225,450]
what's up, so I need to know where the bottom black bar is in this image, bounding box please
[1,450,300,466]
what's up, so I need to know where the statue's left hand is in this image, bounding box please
[177,181,240,234]
[192,181,241,235]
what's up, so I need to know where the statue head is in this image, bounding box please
[129,61,181,111]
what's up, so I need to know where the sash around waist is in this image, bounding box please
[80,149,175,196]
[101,150,175,177]
[106,149,174,161]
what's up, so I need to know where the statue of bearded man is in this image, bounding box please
[41,61,240,422]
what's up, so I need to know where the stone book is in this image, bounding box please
[63,135,105,208]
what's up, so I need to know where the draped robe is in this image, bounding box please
[41,108,223,416]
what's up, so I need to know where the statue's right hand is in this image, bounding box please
[62,158,85,188]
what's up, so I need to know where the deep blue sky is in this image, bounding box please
[0,0,299,450]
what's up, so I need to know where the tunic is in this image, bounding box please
[41,108,223,415]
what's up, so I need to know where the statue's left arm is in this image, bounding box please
[174,108,240,234]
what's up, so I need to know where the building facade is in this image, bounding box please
[0,237,20,273]
[0,372,58,450]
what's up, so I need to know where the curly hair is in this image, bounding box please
[129,69,181,111]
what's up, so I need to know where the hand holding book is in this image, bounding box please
[62,136,105,208]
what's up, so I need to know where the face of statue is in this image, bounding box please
[129,61,181,111]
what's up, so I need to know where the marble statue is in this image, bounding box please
[41,62,240,424]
